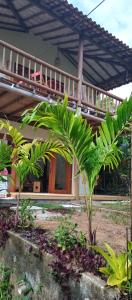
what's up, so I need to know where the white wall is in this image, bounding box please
[0,29,77,75]
[79,174,89,195]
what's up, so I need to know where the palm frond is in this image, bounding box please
[0,120,26,148]
[0,140,12,171]
[14,138,72,186]
[22,95,132,195]
[22,96,94,177]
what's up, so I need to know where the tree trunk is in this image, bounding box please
[15,182,21,225]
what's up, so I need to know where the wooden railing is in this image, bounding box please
[0,40,123,116]
[0,40,78,102]
[82,80,123,114]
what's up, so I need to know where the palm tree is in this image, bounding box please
[0,120,72,222]
[22,96,132,244]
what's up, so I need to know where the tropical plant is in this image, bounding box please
[0,264,12,300]
[94,243,131,290]
[0,140,12,183]
[22,95,132,244]
[54,218,86,250]
[19,199,35,228]
[95,134,131,195]
[0,120,72,223]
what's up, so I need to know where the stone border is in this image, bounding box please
[0,231,120,300]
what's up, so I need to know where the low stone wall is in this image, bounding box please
[0,231,120,300]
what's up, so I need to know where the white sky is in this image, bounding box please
[68,0,132,99]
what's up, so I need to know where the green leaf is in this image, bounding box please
[107,274,127,286]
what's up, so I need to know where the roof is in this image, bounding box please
[0,0,132,90]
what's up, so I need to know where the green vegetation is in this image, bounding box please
[95,135,131,196]
[0,264,11,300]
[0,120,71,223]
[0,140,12,183]
[23,95,132,245]
[54,218,86,250]
[95,243,132,291]
[102,212,129,226]
[100,201,130,212]
[19,199,35,228]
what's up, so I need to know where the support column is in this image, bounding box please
[77,37,84,106]
[73,38,84,200]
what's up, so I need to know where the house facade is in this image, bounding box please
[0,0,131,200]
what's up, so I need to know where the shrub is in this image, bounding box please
[0,264,12,299]
[19,199,35,228]
[95,243,132,290]
[54,218,86,250]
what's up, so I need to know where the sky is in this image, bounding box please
[68,0,132,98]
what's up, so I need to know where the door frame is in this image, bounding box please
[48,155,72,194]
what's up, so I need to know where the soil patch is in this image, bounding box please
[36,210,129,251]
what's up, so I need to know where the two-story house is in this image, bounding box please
[0,0,131,200]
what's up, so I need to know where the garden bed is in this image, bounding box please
[0,230,121,300]
[0,208,130,299]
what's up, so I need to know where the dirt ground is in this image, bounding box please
[36,210,129,252]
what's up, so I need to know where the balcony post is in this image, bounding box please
[77,37,84,106]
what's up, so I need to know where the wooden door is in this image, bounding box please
[48,154,72,194]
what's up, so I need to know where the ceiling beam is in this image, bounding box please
[27,0,79,34]
[27,0,130,66]
[85,34,130,63]
[28,18,56,30]
[23,0,131,66]
[0,26,25,32]
[0,4,7,9]
[18,4,32,12]
[24,11,44,21]
[99,70,132,91]
[0,91,9,97]
[94,59,113,78]
[84,54,126,69]
[0,95,24,111]
[54,38,79,46]
[62,48,108,82]
[0,21,21,27]
[43,32,76,42]
[9,101,36,116]
[35,25,65,36]
[66,49,118,62]
[61,50,98,85]
[6,0,28,32]
[84,58,105,82]
[0,13,14,18]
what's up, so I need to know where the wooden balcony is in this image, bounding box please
[0,40,123,121]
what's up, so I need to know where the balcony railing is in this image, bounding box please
[0,40,123,117]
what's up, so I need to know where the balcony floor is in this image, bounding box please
[0,78,103,125]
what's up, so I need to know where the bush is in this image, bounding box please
[54,218,86,250]
[0,264,12,299]
[95,243,132,291]
[19,199,35,228]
